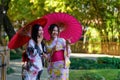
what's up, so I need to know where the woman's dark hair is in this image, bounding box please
[48,24,60,35]
[31,24,42,43]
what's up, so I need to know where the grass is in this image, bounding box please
[69,69,120,80]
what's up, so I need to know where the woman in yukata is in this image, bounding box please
[46,24,71,80]
[24,24,46,80]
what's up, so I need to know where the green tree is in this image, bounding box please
[1,0,120,44]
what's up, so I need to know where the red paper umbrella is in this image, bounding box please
[43,12,82,43]
[8,18,47,49]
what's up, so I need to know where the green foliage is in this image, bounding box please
[10,50,22,60]
[8,0,46,22]
[79,72,105,80]
[7,0,120,42]
[70,57,120,69]
[97,57,120,69]
[7,67,15,74]
[70,58,97,69]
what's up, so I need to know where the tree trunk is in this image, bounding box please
[0,0,22,53]
[0,0,16,40]
[0,25,3,45]
[3,14,16,40]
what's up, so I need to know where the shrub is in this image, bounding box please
[97,57,120,69]
[10,50,22,60]
[70,57,120,69]
[7,67,15,74]
[70,58,96,69]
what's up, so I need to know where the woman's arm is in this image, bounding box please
[63,38,71,57]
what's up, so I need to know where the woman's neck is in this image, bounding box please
[52,37,57,40]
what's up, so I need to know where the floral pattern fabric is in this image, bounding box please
[48,61,69,80]
[46,38,71,80]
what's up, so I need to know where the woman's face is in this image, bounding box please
[51,26,59,38]
[38,26,43,37]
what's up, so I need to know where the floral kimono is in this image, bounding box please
[23,39,43,80]
[46,37,71,80]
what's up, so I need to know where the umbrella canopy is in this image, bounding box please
[43,12,82,43]
[8,18,47,49]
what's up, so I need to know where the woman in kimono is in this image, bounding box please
[23,24,46,80]
[46,24,71,80]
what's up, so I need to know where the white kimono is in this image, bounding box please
[24,39,43,80]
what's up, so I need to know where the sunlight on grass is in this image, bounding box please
[70,69,120,80]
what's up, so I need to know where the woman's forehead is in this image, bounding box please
[53,26,58,30]
[39,26,43,29]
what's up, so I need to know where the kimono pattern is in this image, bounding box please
[23,39,43,80]
[46,37,71,80]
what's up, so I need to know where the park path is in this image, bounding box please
[7,59,49,80]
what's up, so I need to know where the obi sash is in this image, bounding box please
[51,50,65,62]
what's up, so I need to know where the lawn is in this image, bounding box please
[70,69,120,80]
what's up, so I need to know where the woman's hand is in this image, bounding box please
[66,39,71,57]
[43,54,48,59]
[37,35,43,44]
[66,39,71,45]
